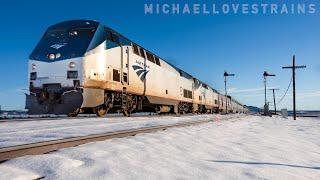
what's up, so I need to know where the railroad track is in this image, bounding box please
[0,112,212,123]
[0,118,215,162]
[0,112,165,123]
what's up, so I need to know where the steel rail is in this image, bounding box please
[0,113,170,123]
[0,119,214,162]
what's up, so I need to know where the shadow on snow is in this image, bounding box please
[207,160,320,170]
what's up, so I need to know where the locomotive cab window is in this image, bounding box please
[44,29,67,39]
[106,31,120,44]
[69,28,96,37]
[111,33,119,44]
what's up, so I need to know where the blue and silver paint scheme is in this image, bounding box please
[26,19,247,115]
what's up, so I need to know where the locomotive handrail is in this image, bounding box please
[62,89,80,95]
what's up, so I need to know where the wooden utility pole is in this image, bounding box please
[224,71,235,114]
[282,55,306,120]
[268,88,279,114]
[263,71,275,116]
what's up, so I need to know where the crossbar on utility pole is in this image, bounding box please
[268,88,279,114]
[282,55,306,120]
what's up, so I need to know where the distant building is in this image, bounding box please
[0,109,28,118]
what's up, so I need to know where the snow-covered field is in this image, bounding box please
[1,115,320,179]
[0,114,232,148]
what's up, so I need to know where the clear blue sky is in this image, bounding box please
[0,0,319,110]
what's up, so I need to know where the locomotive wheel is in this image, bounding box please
[94,106,107,117]
[68,108,80,117]
[122,109,130,117]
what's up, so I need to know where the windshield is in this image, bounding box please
[29,20,99,61]
[44,29,68,39]
[44,28,96,39]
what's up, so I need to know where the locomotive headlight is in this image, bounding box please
[31,64,36,70]
[69,62,76,68]
[48,53,55,60]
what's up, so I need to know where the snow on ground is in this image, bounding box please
[0,115,319,180]
[0,114,234,148]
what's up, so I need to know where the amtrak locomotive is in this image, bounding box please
[26,20,248,117]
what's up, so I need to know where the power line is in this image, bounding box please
[276,75,293,106]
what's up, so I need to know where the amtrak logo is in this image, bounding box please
[132,64,150,81]
[50,43,67,49]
